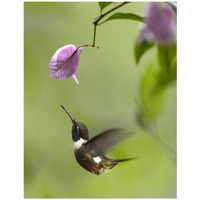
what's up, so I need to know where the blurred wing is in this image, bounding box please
[85,128,133,157]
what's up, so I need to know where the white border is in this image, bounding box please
[1,0,200,200]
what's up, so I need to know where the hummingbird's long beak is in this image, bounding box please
[61,105,75,122]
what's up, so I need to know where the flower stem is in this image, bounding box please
[70,44,99,60]
[72,2,130,53]
[93,2,130,26]
[92,24,97,47]
[78,44,99,49]
[92,2,130,46]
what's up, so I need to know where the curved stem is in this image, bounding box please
[71,2,130,54]
[69,44,99,60]
[77,44,99,49]
[92,2,130,46]
[93,2,130,26]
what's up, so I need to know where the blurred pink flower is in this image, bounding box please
[49,44,82,84]
[139,2,176,44]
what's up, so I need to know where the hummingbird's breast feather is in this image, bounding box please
[74,146,101,175]
[74,146,118,175]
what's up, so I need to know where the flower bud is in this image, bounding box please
[139,2,176,45]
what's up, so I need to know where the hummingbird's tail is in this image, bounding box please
[115,157,137,163]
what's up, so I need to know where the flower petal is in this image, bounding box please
[71,73,79,85]
[49,44,82,82]
[145,2,176,44]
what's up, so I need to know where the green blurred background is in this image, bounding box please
[24,2,176,198]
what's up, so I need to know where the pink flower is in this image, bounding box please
[139,2,176,44]
[49,44,82,84]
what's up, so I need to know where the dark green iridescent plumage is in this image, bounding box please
[61,105,136,175]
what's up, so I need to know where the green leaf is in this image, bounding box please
[99,12,144,25]
[133,96,154,131]
[157,43,177,72]
[156,43,177,87]
[134,40,154,64]
[140,66,165,119]
[98,2,112,12]
[156,57,177,88]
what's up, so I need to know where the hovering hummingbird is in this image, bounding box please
[61,105,136,175]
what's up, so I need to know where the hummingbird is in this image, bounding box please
[61,105,136,175]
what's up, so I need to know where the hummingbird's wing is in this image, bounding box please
[85,128,133,157]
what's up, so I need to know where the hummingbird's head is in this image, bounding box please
[61,105,89,142]
[72,120,89,142]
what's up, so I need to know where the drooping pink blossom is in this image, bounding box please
[139,2,176,44]
[49,44,82,84]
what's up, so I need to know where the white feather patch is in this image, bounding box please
[73,138,87,150]
[93,156,101,164]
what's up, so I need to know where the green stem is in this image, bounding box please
[92,24,97,47]
[72,2,130,52]
[70,44,99,59]
[93,2,130,25]
[92,2,130,46]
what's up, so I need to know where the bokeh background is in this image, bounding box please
[24,2,176,198]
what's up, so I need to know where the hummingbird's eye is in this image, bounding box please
[75,125,79,131]
[74,125,80,134]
